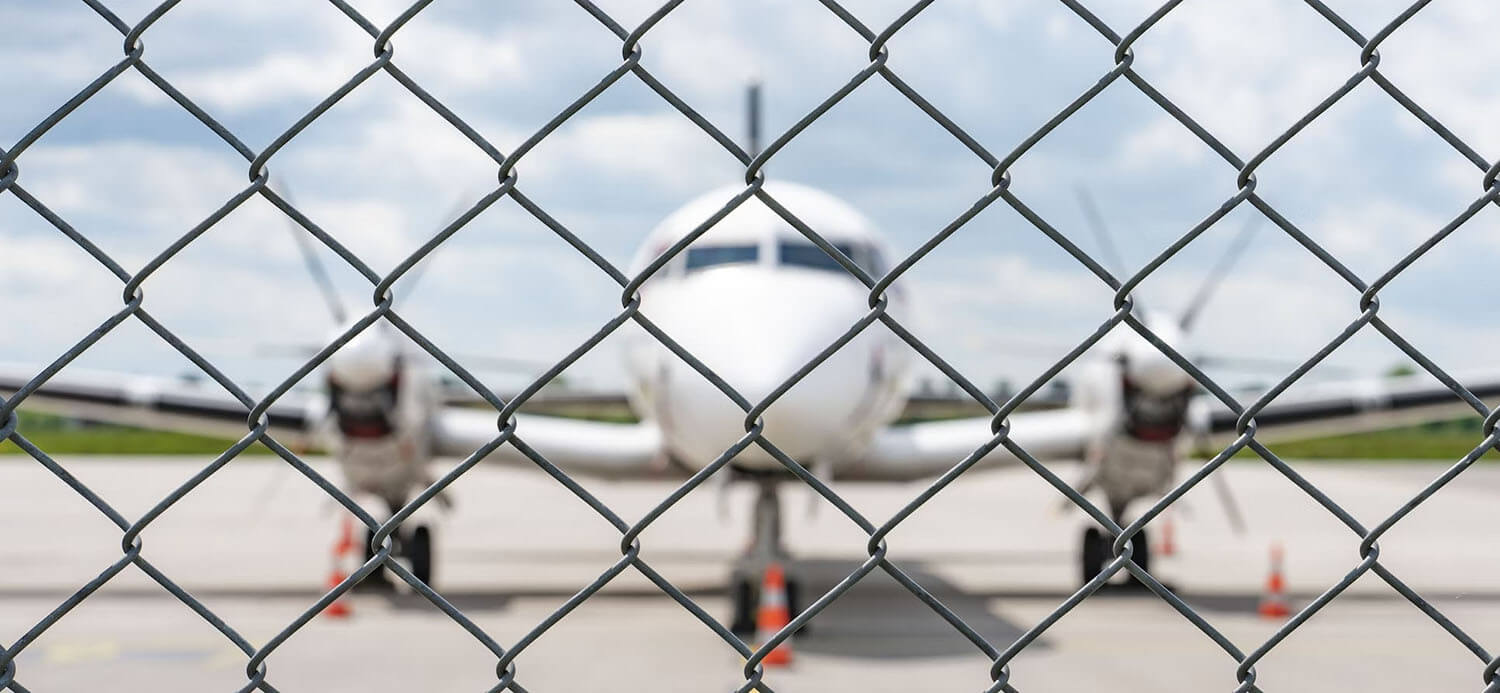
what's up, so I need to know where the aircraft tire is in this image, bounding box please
[786,576,810,637]
[355,525,395,592]
[1127,529,1150,584]
[729,577,757,636]
[1081,527,1106,585]
[409,525,434,587]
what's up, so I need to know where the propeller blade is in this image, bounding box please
[1073,185,1130,279]
[276,178,348,325]
[1210,468,1248,535]
[252,342,547,375]
[393,192,480,307]
[1179,213,1262,331]
[716,466,735,524]
[807,458,834,520]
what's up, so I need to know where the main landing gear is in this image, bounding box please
[728,479,808,637]
[356,498,436,591]
[1079,502,1150,588]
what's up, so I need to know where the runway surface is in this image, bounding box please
[2,456,1498,691]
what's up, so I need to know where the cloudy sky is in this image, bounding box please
[4,0,1500,400]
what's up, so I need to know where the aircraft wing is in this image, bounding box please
[432,408,667,479]
[846,371,1500,482]
[0,363,325,449]
[846,407,1108,481]
[1196,371,1500,448]
[1,362,669,478]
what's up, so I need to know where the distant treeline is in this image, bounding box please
[2,410,1496,460]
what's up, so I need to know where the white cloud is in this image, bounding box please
[1130,1,1357,154]
[105,4,531,114]
[399,23,527,91]
[903,254,1116,385]
[1304,198,1447,269]
[5,0,1499,395]
[17,141,244,225]
[1377,4,1500,156]
[526,112,729,194]
[1116,116,1207,172]
[285,197,413,271]
[119,51,368,112]
[0,228,334,390]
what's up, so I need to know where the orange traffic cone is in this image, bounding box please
[755,563,793,667]
[1258,542,1290,619]
[1159,513,1177,558]
[324,515,356,619]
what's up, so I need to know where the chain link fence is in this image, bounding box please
[3,1,1499,691]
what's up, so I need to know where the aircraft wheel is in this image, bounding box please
[1127,529,1150,584]
[729,576,757,637]
[356,525,395,592]
[1081,527,1106,585]
[409,525,434,587]
[786,575,810,637]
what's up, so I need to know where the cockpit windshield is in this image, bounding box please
[778,241,884,277]
[779,241,853,272]
[684,245,758,271]
[677,240,887,278]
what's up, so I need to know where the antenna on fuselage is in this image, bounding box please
[746,80,762,159]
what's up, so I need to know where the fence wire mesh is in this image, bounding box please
[2,1,1499,691]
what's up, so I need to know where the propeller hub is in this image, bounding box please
[327,326,401,390]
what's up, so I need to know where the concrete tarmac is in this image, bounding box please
[2,456,1498,691]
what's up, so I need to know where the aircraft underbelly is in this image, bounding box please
[336,433,426,501]
[1094,435,1175,507]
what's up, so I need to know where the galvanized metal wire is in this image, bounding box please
[2,1,1498,691]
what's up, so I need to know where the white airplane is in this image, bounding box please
[7,87,1500,633]
[6,176,1500,631]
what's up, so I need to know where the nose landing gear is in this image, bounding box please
[1079,504,1151,588]
[355,497,437,591]
[728,479,808,637]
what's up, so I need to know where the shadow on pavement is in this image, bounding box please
[786,558,1048,659]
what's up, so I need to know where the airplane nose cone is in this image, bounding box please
[650,270,879,470]
[1120,316,1194,394]
[327,325,400,389]
[1126,352,1195,394]
[719,341,861,450]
